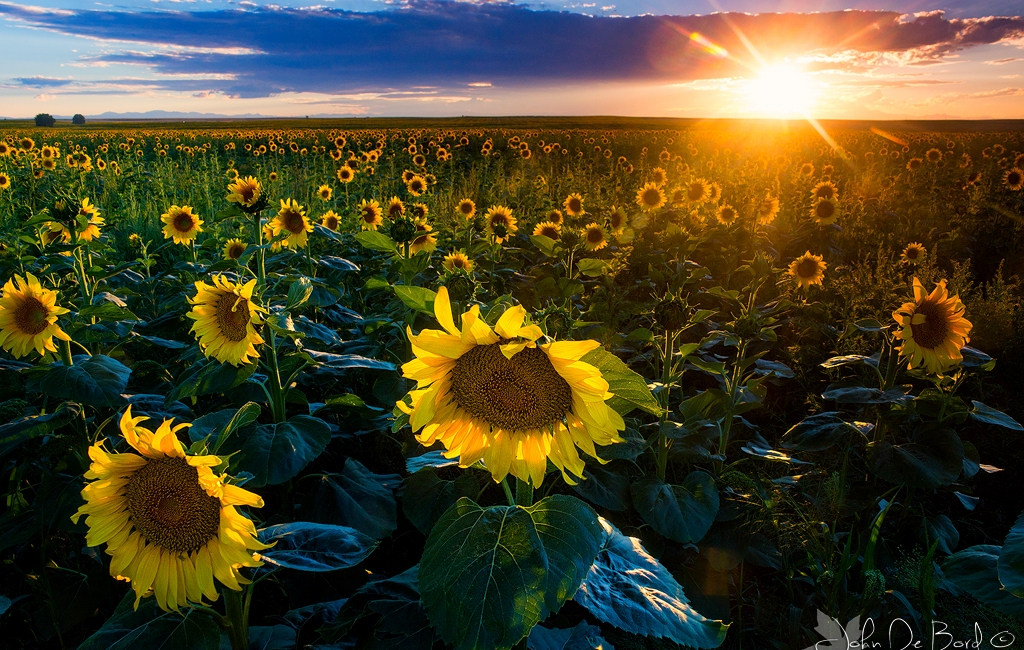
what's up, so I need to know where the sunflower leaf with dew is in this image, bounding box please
[574,518,729,648]
[256,522,378,572]
[77,591,221,650]
[419,495,603,650]
[579,348,662,417]
[301,460,400,540]
[32,354,131,409]
[631,473,719,545]
[394,285,437,315]
[233,415,332,487]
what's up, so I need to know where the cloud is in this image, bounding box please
[0,2,1022,98]
[985,57,1022,64]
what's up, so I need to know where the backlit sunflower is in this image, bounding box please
[484,205,517,243]
[706,182,722,204]
[563,193,585,217]
[78,198,105,242]
[582,222,608,251]
[72,407,269,612]
[608,206,627,234]
[685,178,711,204]
[409,220,437,255]
[336,165,355,184]
[533,221,561,240]
[902,242,927,264]
[546,209,564,226]
[270,199,312,248]
[443,251,474,273]
[788,251,826,291]
[756,196,780,224]
[457,198,476,220]
[1004,167,1024,191]
[893,277,972,374]
[320,210,341,231]
[160,205,203,245]
[811,198,838,225]
[811,180,838,201]
[406,175,427,196]
[0,273,71,358]
[387,197,405,219]
[186,275,265,366]
[226,176,262,208]
[715,204,738,226]
[649,167,668,186]
[317,184,332,201]
[222,239,247,261]
[636,182,666,212]
[398,287,625,486]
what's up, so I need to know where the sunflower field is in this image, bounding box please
[0,119,1023,650]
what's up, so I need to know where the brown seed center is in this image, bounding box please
[14,297,49,335]
[815,200,835,219]
[125,457,220,554]
[643,188,662,205]
[796,258,820,279]
[282,210,305,234]
[216,294,251,342]
[910,300,950,350]
[587,228,604,244]
[173,210,195,233]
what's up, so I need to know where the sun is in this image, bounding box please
[744,62,818,118]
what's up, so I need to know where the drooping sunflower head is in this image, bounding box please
[902,242,927,264]
[457,198,476,220]
[160,205,204,245]
[788,251,826,291]
[582,222,608,251]
[1004,167,1024,191]
[226,176,262,208]
[223,238,247,261]
[757,196,780,224]
[0,273,71,358]
[715,204,738,226]
[636,182,666,212]
[359,199,383,230]
[387,197,405,219]
[484,205,517,243]
[812,197,838,225]
[442,251,474,273]
[271,199,312,248]
[186,275,265,366]
[893,277,972,374]
[72,407,269,612]
[317,184,332,200]
[563,193,585,217]
[320,210,341,231]
[398,287,625,487]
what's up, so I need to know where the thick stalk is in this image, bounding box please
[58,338,74,366]
[515,477,534,507]
[656,329,675,482]
[222,588,249,650]
[266,329,286,423]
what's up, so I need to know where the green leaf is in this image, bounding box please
[970,401,1024,431]
[998,510,1024,597]
[166,360,256,403]
[355,230,397,252]
[0,402,80,457]
[213,204,244,222]
[188,402,260,452]
[258,522,378,572]
[822,384,910,404]
[394,285,437,315]
[286,276,314,310]
[581,348,661,417]
[403,467,479,534]
[631,473,719,544]
[781,412,865,452]
[234,415,331,487]
[304,349,396,372]
[527,622,612,650]
[319,566,435,647]
[575,259,609,277]
[78,592,220,650]
[820,354,878,369]
[575,518,728,648]
[944,545,1024,617]
[419,495,604,650]
[32,354,131,409]
[868,424,964,489]
[530,235,562,257]
[304,459,399,540]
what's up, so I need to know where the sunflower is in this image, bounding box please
[902,242,927,264]
[635,182,666,212]
[268,172,279,182]
[788,251,826,291]
[226,168,239,181]
[0,173,9,190]
[756,196,780,224]
[563,193,585,217]
[800,162,814,176]
[222,239,247,261]
[649,167,667,187]
[607,206,627,234]
[72,408,269,612]
[811,180,838,201]
[186,275,265,366]
[359,199,383,230]
[387,197,405,219]
[907,158,923,171]
[811,198,838,225]
[484,205,517,243]
[546,209,564,226]
[443,251,474,273]
[41,158,56,171]
[582,223,608,251]
[893,278,972,374]
[0,273,71,358]
[1004,167,1024,191]
[336,165,355,184]
[685,178,711,204]
[320,210,341,231]
[226,176,262,208]
[533,221,561,240]
[397,287,625,486]
[926,148,943,163]
[715,204,738,225]
[706,182,722,204]
[406,175,427,197]
[317,184,332,201]
[270,199,312,248]
[77,198,105,242]
[456,198,476,220]
[19,137,35,151]
[409,220,437,255]
[160,206,203,245]
[0,142,10,157]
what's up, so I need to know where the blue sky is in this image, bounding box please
[1,0,1022,118]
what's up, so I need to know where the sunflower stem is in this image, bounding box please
[515,477,533,507]
[223,588,249,650]
[266,329,286,424]
[501,478,516,507]
[656,329,675,482]
[58,338,73,366]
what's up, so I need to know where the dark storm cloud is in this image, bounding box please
[0,1,1022,97]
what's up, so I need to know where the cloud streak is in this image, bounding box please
[0,1,1022,98]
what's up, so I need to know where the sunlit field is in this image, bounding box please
[1,117,1024,650]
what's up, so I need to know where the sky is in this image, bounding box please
[0,0,1022,119]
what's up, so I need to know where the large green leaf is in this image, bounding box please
[394,285,437,315]
[868,424,963,489]
[631,473,719,544]
[234,415,331,486]
[581,348,661,416]
[970,401,1024,431]
[258,522,378,572]
[355,230,397,253]
[403,467,479,534]
[166,359,256,403]
[304,459,399,540]
[575,518,728,648]
[419,495,603,650]
[998,510,1024,597]
[527,622,613,650]
[781,412,866,452]
[943,545,1024,617]
[0,402,80,457]
[78,592,220,650]
[319,566,436,648]
[32,354,130,409]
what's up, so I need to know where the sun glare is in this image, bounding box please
[744,63,818,118]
